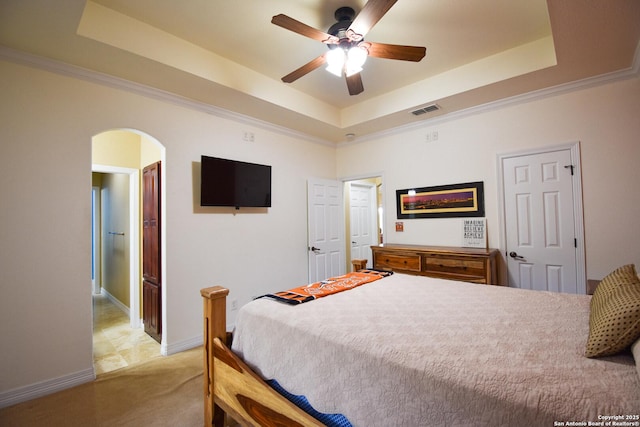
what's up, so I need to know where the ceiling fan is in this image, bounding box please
[271,0,426,96]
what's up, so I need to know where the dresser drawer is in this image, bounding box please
[424,255,485,279]
[370,244,498,285]
[374,251,421,272]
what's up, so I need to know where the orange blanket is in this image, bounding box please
[259,270,393,304]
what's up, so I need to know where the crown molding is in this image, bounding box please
[2,42,639,148]
[348,40,640,145]
[0,45,333,147]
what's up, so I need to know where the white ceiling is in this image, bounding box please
[1,0,639,143]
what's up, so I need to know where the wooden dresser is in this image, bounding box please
[371,244,499,285]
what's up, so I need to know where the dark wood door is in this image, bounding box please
[143,280,160,339]
[143,161,161,342]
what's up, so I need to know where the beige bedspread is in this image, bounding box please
[231,273,640,426]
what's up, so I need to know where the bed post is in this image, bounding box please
[201,286,229,427]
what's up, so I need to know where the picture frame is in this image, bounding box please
[396,181,485,219]
[462,218,487,248]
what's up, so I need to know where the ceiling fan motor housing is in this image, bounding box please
[334,6,355,21]
[328,7,355,38]
[328,7,358,50]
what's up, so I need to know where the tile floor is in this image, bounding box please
[92,294,161,375]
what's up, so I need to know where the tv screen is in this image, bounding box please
[200,155,272,208]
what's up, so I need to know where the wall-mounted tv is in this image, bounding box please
[200,155,272,208]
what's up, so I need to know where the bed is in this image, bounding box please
[201,265,640,426]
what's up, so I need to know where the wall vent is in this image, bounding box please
[411,104,440,116]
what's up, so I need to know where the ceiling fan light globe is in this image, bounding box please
[326,48,345,66]
[347,46,368,68]
[326,63,344,77]
[325,48,346,77]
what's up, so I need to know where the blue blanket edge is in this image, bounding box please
[266,379,353,427]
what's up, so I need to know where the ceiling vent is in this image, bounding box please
[411,104,440,116]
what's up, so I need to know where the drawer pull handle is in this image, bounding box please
[438,264,467,270]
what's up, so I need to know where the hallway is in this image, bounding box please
[92,294,160,375]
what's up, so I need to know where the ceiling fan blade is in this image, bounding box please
[272,14,338,44]
[346,72,364,96]
[365,42,426,62]
[348,0,397,39]
[281,54,327,83]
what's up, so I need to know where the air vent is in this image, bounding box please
[411,104,440,116]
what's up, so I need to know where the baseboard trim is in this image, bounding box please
[163,335,202,356]
[0,368,95,409]
[101,288,130,317]
[161,325,234,355]
[100,288,144,327]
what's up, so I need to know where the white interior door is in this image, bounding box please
[349,182,377,268]
[307,178,345,283]
[501,146,584,293]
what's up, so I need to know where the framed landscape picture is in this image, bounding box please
[396,181,485,219]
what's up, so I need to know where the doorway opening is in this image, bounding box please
[344,175,384,271]
[92,166,140,327]
[306,175,383,284]
[91,129,166,374]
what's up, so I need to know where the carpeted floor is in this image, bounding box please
[0,347,203,426]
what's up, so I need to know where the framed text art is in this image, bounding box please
[396,181,485,219]
[462,218,487,248]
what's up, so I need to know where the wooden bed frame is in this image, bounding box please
[201,286,323,427]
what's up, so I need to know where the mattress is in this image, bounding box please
[231,273,640,426]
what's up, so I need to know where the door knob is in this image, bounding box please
[509,251,525,260]
[310,246,321,253]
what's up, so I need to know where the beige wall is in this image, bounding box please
[140,133,162,168]
[337,76,640,282]
[0,52,638,405]
[0,59,336,399]
[93,130,141,168]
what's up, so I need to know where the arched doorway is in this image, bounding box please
[91,129,166,373]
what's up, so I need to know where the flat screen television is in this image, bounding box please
[200,155,272,208]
